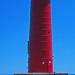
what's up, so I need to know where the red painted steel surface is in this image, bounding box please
[29,0,53,73]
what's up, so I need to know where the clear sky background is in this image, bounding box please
[0,0,75,74]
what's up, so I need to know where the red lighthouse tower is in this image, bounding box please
[14,0,68,75]
[29,0,53,73]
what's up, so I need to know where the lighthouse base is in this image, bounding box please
[14,73,68,75]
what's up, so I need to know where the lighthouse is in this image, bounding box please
[14,0,68,75]
[28,0,53,73]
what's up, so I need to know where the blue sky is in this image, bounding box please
[0,0,75,74]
